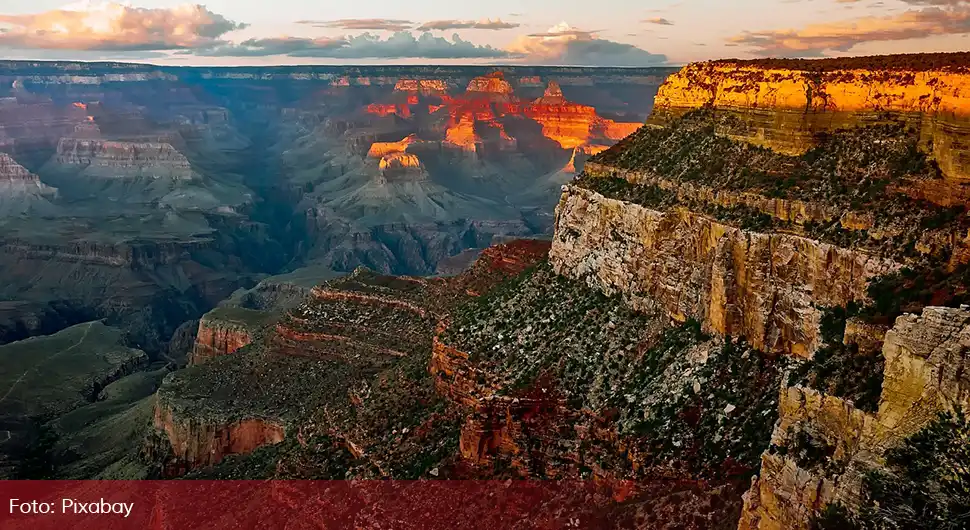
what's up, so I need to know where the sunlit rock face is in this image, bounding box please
[465,72,514,99]
[524,81,642,150]
[651,59,970,202]
[394,79,449,96]
[377,152,429,182]
[366,134,421,158]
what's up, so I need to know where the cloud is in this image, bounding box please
[0,1,244,51]
[506,22,667,66]
[416,19,519,31]
[197,32,512,59]
[729,3,970,56]
[644,17,674,25]
[296,18,414,31]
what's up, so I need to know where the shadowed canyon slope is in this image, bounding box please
[0,63,670,353]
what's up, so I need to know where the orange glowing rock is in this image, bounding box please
[445,115,481,151]
[367,134,420,158]
[72,102,87,110]
[536,81,566,104]
[579,144,610,156]
[466,71,514,97]
[378,152,423,171]
[598,120,642,140]
[524,81,643,149]
[429,104,446,114]
[407,95,419,105]
[563,148,578,173]
[394,79,449,95]
[366,103,412,118]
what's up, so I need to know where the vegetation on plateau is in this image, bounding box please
[444,262,787,479]
[581,110,969,261]
[711,52,970,72]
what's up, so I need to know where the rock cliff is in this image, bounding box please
[550,186,898,358]
[739,306,970,530]
[53,138,195,179]
[650,57,970,203]
[0,153,57,216]
[190,307,276,366]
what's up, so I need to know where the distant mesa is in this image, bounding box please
[465,71,514,98]
[393,79,449,95]
[0,152,57,199]
[360,72,642,163]
[53,138,196,180]
[378,152,429,181]
[525,81,642,150]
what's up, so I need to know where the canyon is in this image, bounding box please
[3,52,969,529]
[0,62,669,480]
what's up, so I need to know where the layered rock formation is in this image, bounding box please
[650,57,970,203]
[524,81,642,151]
[53,138,195,179]
[394,79,449,95]
[0,62,676,483]
[0,153,57,216]
[550,186,899,358]
[145,240,550,476]
[465,72,514,99]
[190,308,274,366]
[739,306,970,530]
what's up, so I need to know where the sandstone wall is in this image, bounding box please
[150,397,285,477]
[739,306,970,530]
[651,63,970,187]
[190,317,255,366]
[550,185,899,358]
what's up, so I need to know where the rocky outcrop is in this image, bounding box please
[524,81,642,150]
[550,186,899,358]
[394,79,449,95]
[0,153,57,216]
[53,138,194,179]
[149,394,285,477]
[377,152,429,182]
[650,60,970,201]
[0,153,55,194]
[444,115,482,151]
[190,308,273,366]
[466,72,514,99]
[739,306,970,530]
[367,134,421,158]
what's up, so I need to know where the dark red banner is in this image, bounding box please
[0,480,649,529]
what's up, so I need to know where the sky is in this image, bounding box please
[1,0,970,66]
